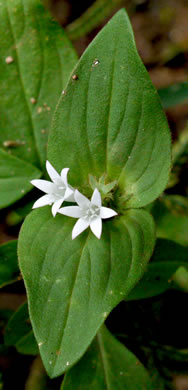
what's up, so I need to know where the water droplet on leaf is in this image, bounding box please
[93,59,100,66]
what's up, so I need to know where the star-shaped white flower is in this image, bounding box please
[58,188,117,239]
[31,161,74,216]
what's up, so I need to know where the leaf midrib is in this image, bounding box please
[97,331,111,390]
[52,232,91,373]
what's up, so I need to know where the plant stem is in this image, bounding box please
[25,356,47,390]
[66,0,127,41]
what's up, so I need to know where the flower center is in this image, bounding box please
[54,184,66,198]
[83,204,100,221]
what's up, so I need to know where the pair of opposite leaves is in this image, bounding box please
[18,9,171,379]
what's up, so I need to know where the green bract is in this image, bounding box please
[18,9,171,378]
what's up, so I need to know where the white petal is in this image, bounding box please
[65,190,75,202]
[91,188,101,207]
[51,199,64,217]
[32,194,52,209]
[100,207,117,219]
[64,187,74,201]
[65,184,75,202]
[46,161,60,183]
[61,168,69,186]
[74,190,90,208]
[72,218,90,239]
[90,218,102,239]
[58,206,82,218]
[31,179,55,194]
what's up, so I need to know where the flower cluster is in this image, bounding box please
[31,161,117,239]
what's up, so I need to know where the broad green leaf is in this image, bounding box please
[48,9,171,209]
[0,240,20,287]
[0,148,41,209]
[4,302,38,355]
[127,239,188,300]
[61,325,153,390]
[0,0,77,168]
[158,82,188,109]
[18,207,155,377]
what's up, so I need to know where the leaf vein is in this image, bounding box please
[53,233,90,368]
[118,89,145,182]
[106,46,117,172]
[97,331,111,390]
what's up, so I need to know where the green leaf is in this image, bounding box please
[161,195,188,215]
[66,0,126,41]
[127,238,188,300]
[172,125,188,166]
[6,200,33,226]
[0,309,13,330]
[61,325,153,390]
[0,240,20,287]
[16,330,38,355]
[4,302,38,355]
[0,148,41,209]
[18,207,155,377]
[158,82,188,109]
[152,200,188,246]
[0,0,77,168]
[48,9,171,209]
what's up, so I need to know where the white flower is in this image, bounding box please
[31,161,74,216]
[58,188,117,239]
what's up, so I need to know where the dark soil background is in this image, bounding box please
[0,1,188,389]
